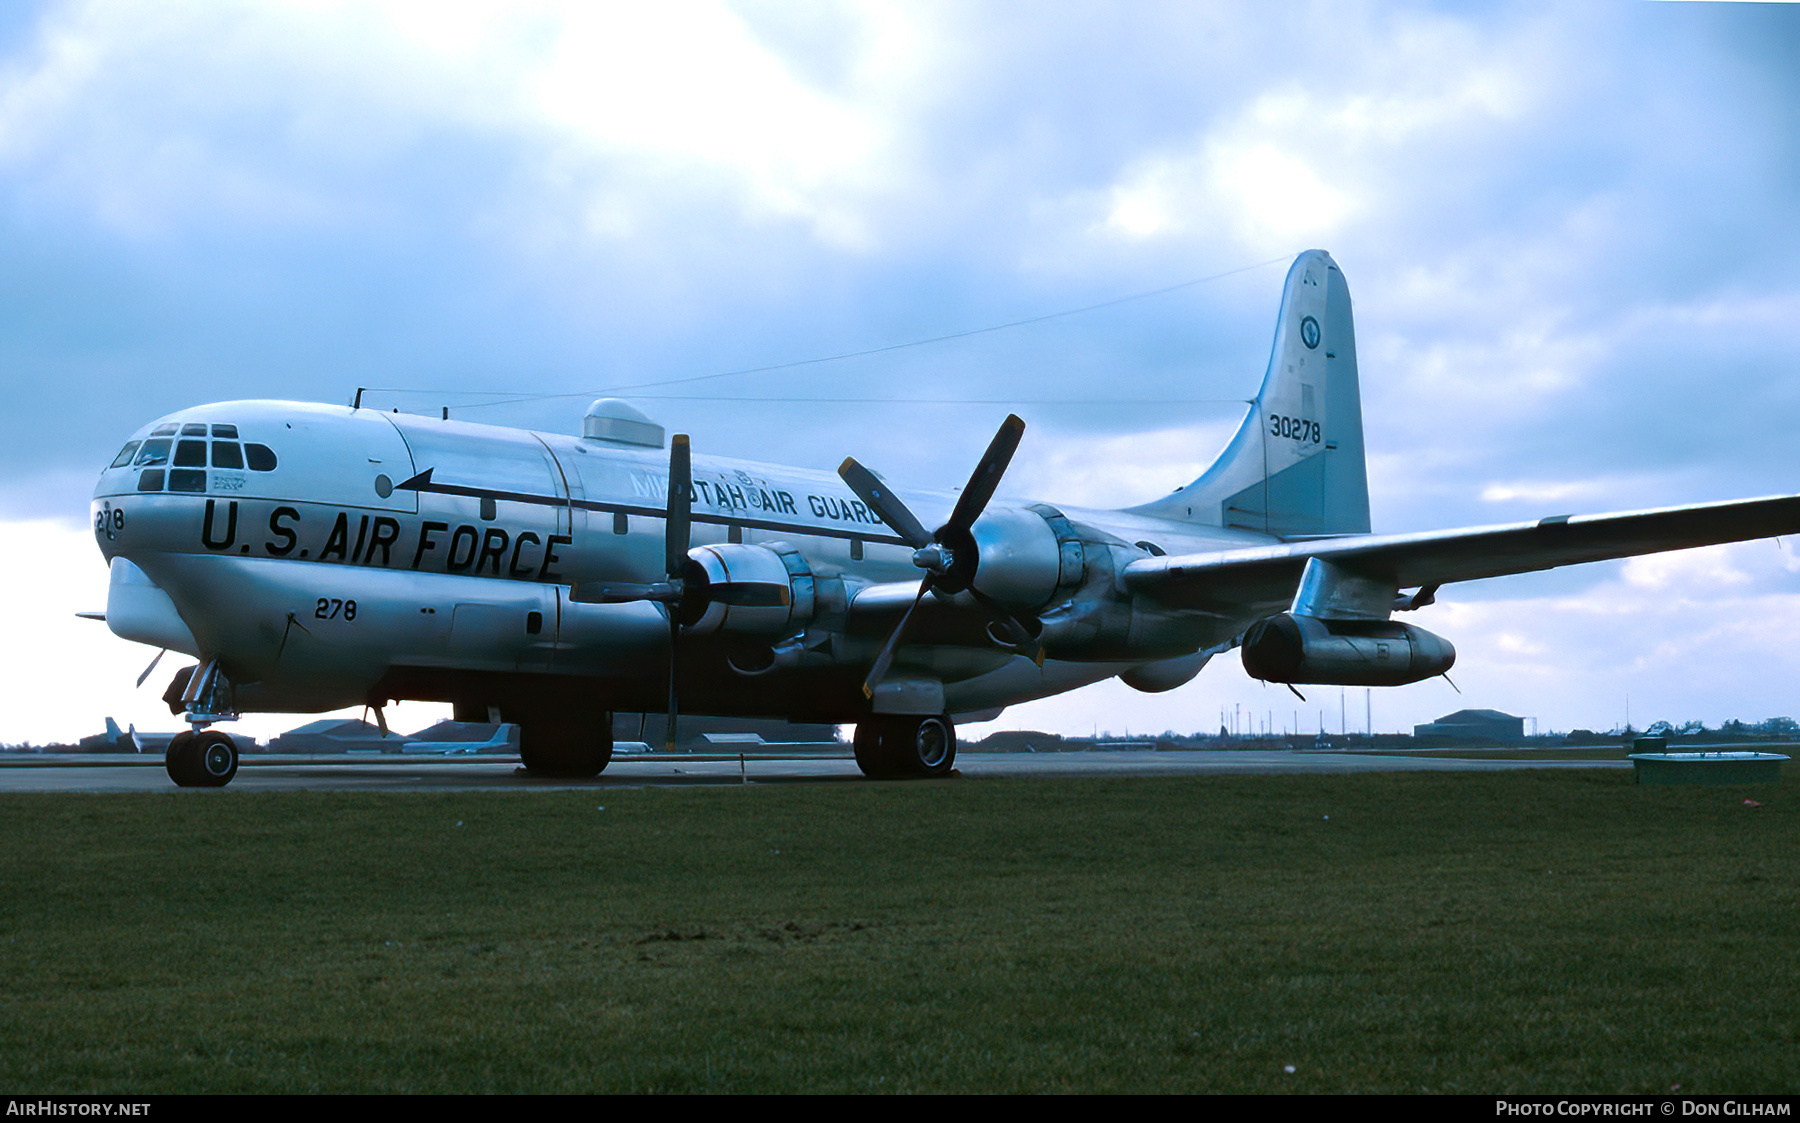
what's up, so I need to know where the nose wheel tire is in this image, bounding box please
[853,714,957,779]
[165,730,239,788]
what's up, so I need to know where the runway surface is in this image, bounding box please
[0,749,1628,792]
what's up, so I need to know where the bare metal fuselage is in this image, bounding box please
[93,400,1267,723]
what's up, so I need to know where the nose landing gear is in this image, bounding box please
[164,728,239,787]
[163,657,242,788]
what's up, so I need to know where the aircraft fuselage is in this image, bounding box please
[93,400,1265,724]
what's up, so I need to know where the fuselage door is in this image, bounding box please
[536,434,587,656]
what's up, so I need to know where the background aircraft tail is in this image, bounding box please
[1127,249,1370,537]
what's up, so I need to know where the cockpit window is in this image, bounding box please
[211,424,238,439]
[110,442,141,469]
[211,441,244,469]
[245,443,277,471]
[174,439,207,468]
[137,469,164,492]
[180,423,208,437]
[151,424,178,437]
[133,439,172,466]
[168,469,206,493]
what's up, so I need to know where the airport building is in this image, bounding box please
[1413,708,1525,742]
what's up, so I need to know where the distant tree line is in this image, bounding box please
[1563,717,1800,744]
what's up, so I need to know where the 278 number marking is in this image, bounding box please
[1269,414,1320,443]
[315,598,358,621]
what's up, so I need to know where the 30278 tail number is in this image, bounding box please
[1269,414,1320,443]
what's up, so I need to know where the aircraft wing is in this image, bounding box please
[1120,494,1800,615]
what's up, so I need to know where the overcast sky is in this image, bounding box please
[3,1,1799,744]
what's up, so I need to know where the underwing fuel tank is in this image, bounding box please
[1239,612,1455,686]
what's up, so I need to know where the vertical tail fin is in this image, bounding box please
[1128,249,1370,537]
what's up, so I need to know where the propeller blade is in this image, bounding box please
[665,612,680,751]
[863,577,932,699]
[662,434,689,753]
[666,434,692,577]
[946,414,1025,533]
[838,457,932,548]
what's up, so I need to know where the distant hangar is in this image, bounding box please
[1413,709,1525,742]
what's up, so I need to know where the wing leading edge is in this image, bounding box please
[1120,494,1800,617]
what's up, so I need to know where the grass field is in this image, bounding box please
[2,768,1797,1093]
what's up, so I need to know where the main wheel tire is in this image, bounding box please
[853,721,896,779]
[517,714,613,778]
[853,715,957,779]
[193,730,239,787]
[164,731,200,787]
[900,715,956,777]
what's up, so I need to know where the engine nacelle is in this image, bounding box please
[961,504,1086,612]
[683,543,815,637]
[1240,613,1455,686]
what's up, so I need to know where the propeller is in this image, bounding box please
[571,434,791,750]
[837,414,1043,699]
[659,435,690,751]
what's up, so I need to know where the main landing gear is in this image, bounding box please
[853,714,957,779]
[164,729,239,788]
[452,693,615,779]
[515,711,614,778]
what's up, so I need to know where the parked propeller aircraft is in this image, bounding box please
[90,250,1800,787]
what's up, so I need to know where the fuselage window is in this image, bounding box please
[174,439,207,468]
[134,439,172,467]
[212,442,244,469]
[245,443,278,471]
[168,469,206,493]
[137,469,164,492]
[110,442,141,469]
[211,424,239,439]
[180,423,208,437]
